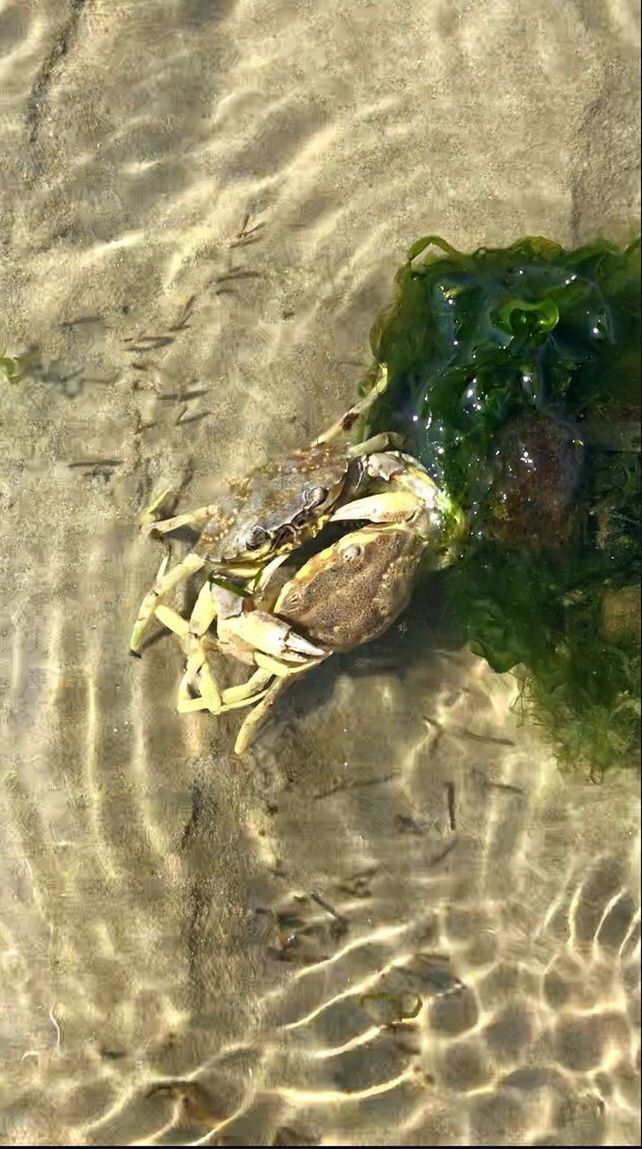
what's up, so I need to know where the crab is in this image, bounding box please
[129,367,397,659]
[130,369,464,751]
[158,519,431,753]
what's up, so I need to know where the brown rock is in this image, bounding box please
[486,412,584,549]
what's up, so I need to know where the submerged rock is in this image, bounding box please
[485,412,584,550]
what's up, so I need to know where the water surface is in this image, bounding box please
[0,1,640,1144]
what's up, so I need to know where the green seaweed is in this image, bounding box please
[0,349,35,386]
[359,235,640,774]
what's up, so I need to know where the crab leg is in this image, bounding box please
[234,676,296,755]
[139,486,176,527]
[250,552,290,609]
[170,605,327,744]
[347,432,404,457]
[142,502,221,538]
[182,580,257,712]
[329,490,421,524]
[177,670,269,713]
[313,365,389,446]
[130,551,207,653]
[154,580,229,711]
[136,480,227,539]
[232,647,326,753]
[153,599,223,714]
[153,578,218,641]
[221,668,274,706]
[177,667,224,714]
[253,650,327,677]
[180,666,278,717]
[329,454,461,542]
[177,665,274,717]
[221,610,326,663]
[154,603,190,638]
[189,580,220,636]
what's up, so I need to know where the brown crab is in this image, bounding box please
[152,450,464,753]
[130,368,464,750]
[129,368,398,657]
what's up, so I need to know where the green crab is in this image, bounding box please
[130,368,394,653]
[130,369,464,752]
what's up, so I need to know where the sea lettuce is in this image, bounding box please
[359,235,640,774]
[0,349,32,386]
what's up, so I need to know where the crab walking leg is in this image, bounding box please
[141,502,222,538]
[154,604,190,638]
[253,650,327,677]
[221,668,274,706]
[174,579,256,714]
[177,676,219,713]
[139,486,176,528]
[155,603,223,714]
[155,584,224,713]
[181,581,239,712]
[177,668,274,717]
[176,654,227,714]
[177,643,326,747]
[153,586,217,657]
[189,661,222,712]
[189,580,220,637]
[312,365,389,446]
[234,676,298,756]
[250,552,290,609]
[151,602,210,707]
[347,432,404,457]
[130,551,206,653]
[233,654,324,753]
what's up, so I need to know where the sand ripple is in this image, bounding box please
[0,0,639,1144]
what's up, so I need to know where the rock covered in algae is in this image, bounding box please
[484,411,584,551]
[358,235,641,774]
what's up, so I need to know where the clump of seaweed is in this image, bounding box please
[0,349,33,386]
[359,235,640,774]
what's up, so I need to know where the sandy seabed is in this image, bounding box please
[0,0,640,1144]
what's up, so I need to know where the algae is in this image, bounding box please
[0,350,32,386]
[359,235,641,774]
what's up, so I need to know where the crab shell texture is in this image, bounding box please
[273,523,427,652]
[193,442,362,570]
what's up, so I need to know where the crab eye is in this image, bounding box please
[245,525,269,550]
[304,484,328,509]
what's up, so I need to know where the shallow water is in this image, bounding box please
[0,0,640,1145]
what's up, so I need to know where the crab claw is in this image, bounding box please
[329,490,420,524]
[220,609,326,663]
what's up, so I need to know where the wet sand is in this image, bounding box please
[0,0,640,1144]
